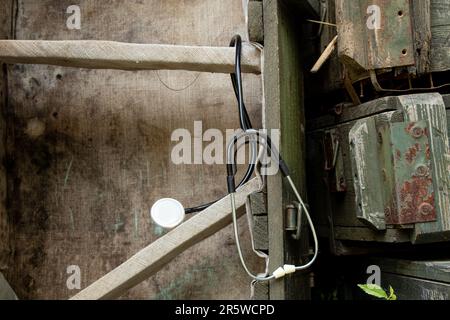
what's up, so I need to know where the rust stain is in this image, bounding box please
[405,143,421,163]
[395,149,402,161]
[405,122,416,133]
[425,144,431,160]
[398,175,436,224]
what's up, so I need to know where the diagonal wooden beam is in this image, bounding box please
[0,272,18,300]
[0,40,261,74]
[70,177,262,300]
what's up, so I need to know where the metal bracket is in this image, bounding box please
[323,129,346,192]
[285,202,303,240]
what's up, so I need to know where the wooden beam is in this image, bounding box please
[264,0,309,299]
[0,273,17,300]
[310,35,338,73]
[70,178,262,300]
[0,40,262,74]
[370,258,450,284]
[248,1,264,43]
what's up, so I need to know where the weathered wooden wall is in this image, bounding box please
[0,0,12,275]
[3,0,263,299]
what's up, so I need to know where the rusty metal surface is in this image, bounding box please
[387,121,436,225]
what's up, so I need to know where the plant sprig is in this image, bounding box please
[358,284,397,300]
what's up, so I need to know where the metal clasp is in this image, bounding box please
[285,202,303,240]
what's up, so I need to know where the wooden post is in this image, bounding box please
[0,0,12,274]
[263,0,310,299]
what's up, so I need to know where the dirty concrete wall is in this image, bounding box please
[4,0,263,299]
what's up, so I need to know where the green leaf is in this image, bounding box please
[388,286,397,300]
[358,284,388,299]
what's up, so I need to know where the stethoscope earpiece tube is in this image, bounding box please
[226,163,236,193]
[183,34,256,214]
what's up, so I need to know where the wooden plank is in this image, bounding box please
[248,192,268,251]
[334,226,410,243]
[310,35,338,73]
[444,94,450,109]
[430,0,450,72]
[309,0,343,95]
[411,0,432,74]
[307,96,403,132]
[370,258,450,284]
[0,0,12,274]
[253,215,269,251]
[398,94,450,243]
[0,272,17,300]
[349,117,386,230]
[252,281,269,300]
[336,0,415,77]
[71,178,262,300]
[248,192,267,216]
[381,273,450,300]
[263,0,285,300]
[0,40,262,74]
[248,1,264,43]
[309,93,450,133]
[264,0,309,299]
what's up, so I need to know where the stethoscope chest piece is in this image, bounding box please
[151,198,185,229]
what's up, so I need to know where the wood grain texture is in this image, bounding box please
[310,35,338,73]
[71,178,262,300]
[430,0,450,72]
[248,192,268,251]
[307,96,403,132]
[334,226,410,243]
[0,40,262,74]
[6,0,263,300]
[0,272,17,300]
[248,1,264,43]
[381,273,450,300]
[399,94,450,243]
[411,0,432,74]
[0,0,12,275]
[370,258,450,284]
[253,215,268,251]
[264,0,309,299]
[336,0,415,79]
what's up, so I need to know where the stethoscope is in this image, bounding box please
[151,35,318,282]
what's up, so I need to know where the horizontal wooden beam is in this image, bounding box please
[0,40,262,74]
[70,177,262,300]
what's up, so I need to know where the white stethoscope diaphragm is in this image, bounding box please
[150,198,185,229]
